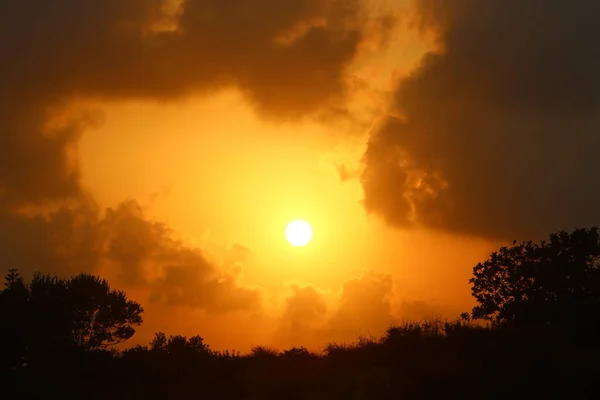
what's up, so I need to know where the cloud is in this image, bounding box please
[2,0,368,111]
[274,271,398,347]
[0,0,388,207]
[103,200,262,313]
[0,0,392,315]
[273,269,475,349]
[102,200,171,285]
[223,244,254,273]
[0,201,103,276]
[279,271,396,344]
[275,285,328,346]
[362,0,600,240]
[326,270,397,337]
[0,104,99,207]
[0,199,261,314]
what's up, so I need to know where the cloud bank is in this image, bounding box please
[362,0,600,240]
[6,0,595,348]
[1,0,378,207]
[275,271,402,347]
[0,0,390,316]
[0,199,261,313]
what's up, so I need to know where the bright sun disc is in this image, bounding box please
[285,220,313,247]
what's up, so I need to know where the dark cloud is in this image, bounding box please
[0,201,103,277]
[1,0,366,108]
[0,103,96,206]
[0,0,385,313]
[103,200,261,313]
[0,0,381,206]
[362,0,600,240]
[102,201,171,285]
[0,199,261,314]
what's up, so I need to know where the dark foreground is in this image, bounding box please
[4,321,600,399]
[4,228,600,398]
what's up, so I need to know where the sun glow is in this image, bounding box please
[285,220,313,247]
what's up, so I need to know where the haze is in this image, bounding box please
[2,0,598,352]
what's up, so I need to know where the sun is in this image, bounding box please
[285,220,313,247]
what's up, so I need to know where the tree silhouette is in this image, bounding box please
[0,269,143,369]
[469,227,600,336]
[5,229,600,399]
[67,274,143,350]
[149,332,211,358]
[0,269,29,369]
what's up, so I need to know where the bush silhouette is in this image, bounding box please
[3,227,600,398]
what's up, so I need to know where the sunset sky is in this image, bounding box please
[2,0,599,351]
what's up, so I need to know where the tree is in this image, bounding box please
[27,272,72,351]
[469,227,600,335]
[150,332,210,358]
[0,269,29,369]
[67,274,143,350]
[150,332,168,353]
[4,269,23,289]
[0,269,144,366]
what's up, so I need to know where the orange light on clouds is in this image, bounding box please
[66,9,497,351]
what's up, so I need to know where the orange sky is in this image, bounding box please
[74,93,496,351]
[7,0,596,353]
[68,12,496,350]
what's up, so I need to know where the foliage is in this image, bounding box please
[249,345,279,359]
[3,315,600,399]
[469,227,600,335]
[0,269,143,368]
[149,332,210,357]
[280,346,313,359]
[4,227,600,398]
[68,274,143,349]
